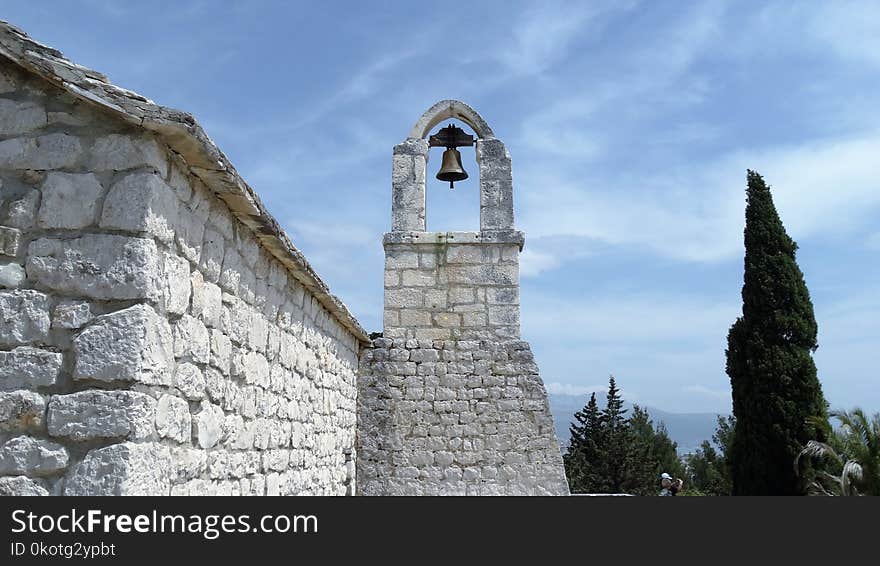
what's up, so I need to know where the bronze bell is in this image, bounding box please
[436,147,468,188]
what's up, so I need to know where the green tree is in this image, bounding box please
[795,409,880,496]
[623,406,685,495]
[563,393,602,492]
[598,375,628,492]
[726,170,827,495]
[686,415,735,495]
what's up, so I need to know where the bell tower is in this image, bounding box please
[357,100,569,495]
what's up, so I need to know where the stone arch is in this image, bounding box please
[392,100,513,233]
[408,99,495,140]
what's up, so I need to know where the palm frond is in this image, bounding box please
[795,440,842,475]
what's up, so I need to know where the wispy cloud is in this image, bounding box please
[545,382,608,396]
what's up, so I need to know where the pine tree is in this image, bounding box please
[622,406,661,495]
[598,375,628,492]
[726,170,828,495]
[563,393,602,492]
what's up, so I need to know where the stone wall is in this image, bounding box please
[0,61,361,496]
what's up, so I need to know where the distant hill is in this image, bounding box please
[548,393,726,454]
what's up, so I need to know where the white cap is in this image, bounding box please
[661,472,672,480]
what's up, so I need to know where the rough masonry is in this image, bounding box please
[356,101,569,495]
[0,21,366,496]
[0,23,567,496]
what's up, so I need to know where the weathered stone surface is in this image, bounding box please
[88,134,167,173]
[100,172,177,242]
[0,262,25,287]
[0,226,22,257]
[0,68,15,94]
[0,435,68,475]
[3,189,39,229]
[47,390,157,441]
[192,401,224,449]
[27,235,162,300]
[0,290,50,346]
[173,314,209,364]
[155,394,191,443]
[0,133,82,170]
[174,362,206,400]
[163,252,190,316]
[37,172,103,229]
[0,99,47,135]
[0,390,46,431]
[0,346,62,390]
[0,475,49,496]
[64,442,171,496]
[51,301,92,329]
[73,304,172,385]
[191,270,222,327]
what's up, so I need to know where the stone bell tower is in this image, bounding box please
[357,100,569,495]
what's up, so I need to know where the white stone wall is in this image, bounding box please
[0,62,359,496]
[382,233,523,342]
[358,338,569,495]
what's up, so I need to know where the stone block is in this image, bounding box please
[88,134,167,173]
[174,362,206,400]
[163,252,190,316]
[385,250,419,269]
[155,394,192,443]
[486,287,519,304]
[0,475,48,496]
[0,133,82,170]
[73,304,172,385]
[27,235,162,300]
[0,226,21,257]
[0,262,25,288]
[193,401,224,449]
[199,227,224,283]
[445,245,486,264]
[0,290,50,346]
[3,189,39,229]
[51,301,92,329]
[209,329,231,373]
[0,99,46,135]
[173,314,210,364]
[0,435,68,475]
[0,346,61,390]
[0,390,46,431]
[37,172,103,229]
[64,442,171,495]
[401,269,435,287]
[47,390,157,441]
[100,172,178,243]
[488,305,520,326]
[386,288,423,308]
[191,269,222,327]
[400,309,430,326]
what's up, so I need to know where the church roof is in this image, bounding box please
[0,20,369,344]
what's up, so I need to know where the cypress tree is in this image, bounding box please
[726,170,827,495]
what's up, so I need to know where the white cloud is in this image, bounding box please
[498,2,617,76]
[545,382,608,396]
[520,248,561,277]
[523,291,739,344]
[516,130,880,267]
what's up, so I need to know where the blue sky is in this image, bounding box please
[7,1,878,414]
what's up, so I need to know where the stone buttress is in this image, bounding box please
[357,100,569,495]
